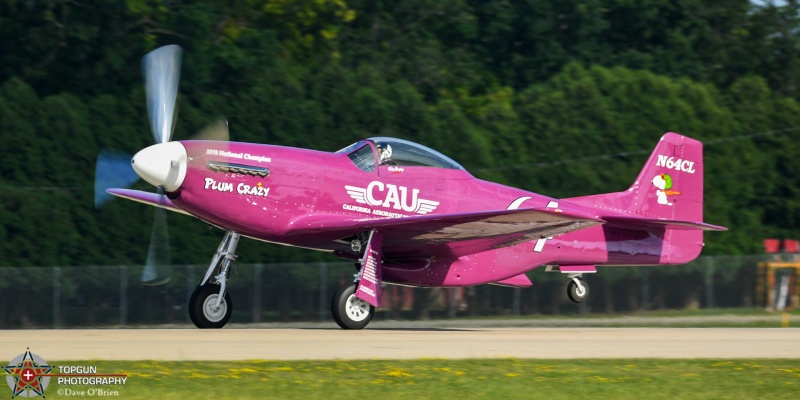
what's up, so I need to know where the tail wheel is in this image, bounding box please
[331,283,374,330]
[567,279,589,303]
[189,284,232,328]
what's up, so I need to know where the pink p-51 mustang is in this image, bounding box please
[109,45,725,329]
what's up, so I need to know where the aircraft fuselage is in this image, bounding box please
[168,140,702,287]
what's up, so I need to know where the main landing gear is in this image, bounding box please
[330,231,382,330]
[188,231,240,328]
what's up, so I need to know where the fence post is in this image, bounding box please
[186,265,195,323]
[254,263,262,323]
[705,257,715,309]
[319,263,327,322]
[641,267,650,311]
[120,265,127,326]
[53,266,60,328]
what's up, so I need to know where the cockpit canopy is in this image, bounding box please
[336,137,465,172]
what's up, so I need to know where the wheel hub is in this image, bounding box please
[202,294,227,322]
[345,294,370,322]
[575,285,586,297]
[571,277,587,297]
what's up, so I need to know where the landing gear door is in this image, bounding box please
[355,230,383,308]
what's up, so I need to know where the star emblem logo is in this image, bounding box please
[4,349,52,398]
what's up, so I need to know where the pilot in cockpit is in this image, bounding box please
[377,144,397,165]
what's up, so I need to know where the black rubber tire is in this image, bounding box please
[189,284,233,329]
[567,279,589,303]
[188,289,200,327]
[331,282,375,330]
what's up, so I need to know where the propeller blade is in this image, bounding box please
[141,193,172,286]
[189,118,229,142]
[143,45,182,144]
[94,150,140,208]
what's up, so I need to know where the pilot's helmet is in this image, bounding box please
[378,144,392,163]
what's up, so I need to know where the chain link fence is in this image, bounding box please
[1,254,797,328]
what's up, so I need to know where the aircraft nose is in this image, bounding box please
[131,142,188,192]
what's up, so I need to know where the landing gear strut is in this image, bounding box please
[188,231,240,328]
[331,230,382,329]
[566,274,589,303]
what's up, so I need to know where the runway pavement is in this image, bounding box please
[4,327,799,360]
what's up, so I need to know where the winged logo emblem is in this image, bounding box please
[345,181,439,215]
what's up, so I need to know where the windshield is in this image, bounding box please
[340,142,376,172]
[336,141,367,154]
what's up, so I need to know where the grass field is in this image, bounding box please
[43,359,800,399]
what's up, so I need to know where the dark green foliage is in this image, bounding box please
[1,0,800,269]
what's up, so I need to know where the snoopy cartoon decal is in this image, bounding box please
[651,173,681,206]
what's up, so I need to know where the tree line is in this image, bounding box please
[1,0,799,268]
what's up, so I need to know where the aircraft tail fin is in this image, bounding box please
[566,133,724,263]
[569,132,705,222]
[565,132,726,264]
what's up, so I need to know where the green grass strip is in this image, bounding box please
[44,359,800,399]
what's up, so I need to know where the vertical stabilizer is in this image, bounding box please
[569,132,704,222]
[566,132,709,263]
[626,132,703,221]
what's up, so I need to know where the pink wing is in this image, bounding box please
[291,208,603,258]
[107,189,191,216]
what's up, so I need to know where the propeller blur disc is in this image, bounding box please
[141,193,172,286]
[94,150,140,208]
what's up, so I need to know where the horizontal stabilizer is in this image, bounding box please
[604,216,727,231]
[107,189,190,216]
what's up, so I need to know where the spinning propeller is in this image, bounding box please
[137,44,181,285]
[94,45,228,285]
